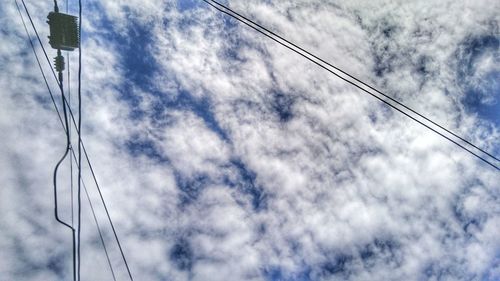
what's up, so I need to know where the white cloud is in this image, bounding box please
[1,0,499,280]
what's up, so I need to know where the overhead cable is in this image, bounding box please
[15,1,115,280]
[14,0,63,129]
[81,175,117,281]
[65,0,74,233]
[77,0,82,279]
[18,1,134,279]
[20,0,60,87]
[202,0,499,171]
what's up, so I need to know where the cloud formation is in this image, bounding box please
[1,0,499,280]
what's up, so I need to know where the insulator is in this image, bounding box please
[54,55,65,72]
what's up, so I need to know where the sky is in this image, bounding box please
[0,0,499,280]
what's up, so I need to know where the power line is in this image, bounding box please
[15,1,115,280]
[52,8,135,279]
[20,0,60,88]
[80,167,118,281]
[77,0,82,279]
[80,138,136,281]
[19,0,76,279]
[63,106,136,281]
[65,0,74,233]
[202,0,499,171]
[14,0,64,129]
[61,82,136,281]
[54,51,77,280]
[205,0,500,164]
[18,1,134,279]
[52,0,77,276]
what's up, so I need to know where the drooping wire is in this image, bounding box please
[54,0,76,277]
[53,0,76,279]
[17,1,76,280]
[52,52,72,231]
[19,1,134,279]
[202,0,500,171]
[18,7,69,235]
[55,49,78,281]
[15,1,116,280]
[52,0,78,277]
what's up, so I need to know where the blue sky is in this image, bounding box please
[1,0,499,280]
[459,35,500,126]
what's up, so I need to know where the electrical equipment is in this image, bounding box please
[47,12,79,51]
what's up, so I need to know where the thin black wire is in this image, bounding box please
[52,54,73,231]
[52,0,76,277]
[20,0,60,88]
[17,1,74,232]
[19,2,135,278]
[77,0,82,279]
[65,0,74,231]
[55,0,77,278]
[79,131,136,281]
[54,66,136,281]
[16,1,116,280]
[79,162,118,281]
[55,0,76,278]
[210,0,500,163]
[65,103,136,281]
[14,0,64,130]
[17,2,77,280]
[56,51,78,281]
[202,0,500,171]
[70,154,76,279]
[53,0,78,277]
[65,0,76,278]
